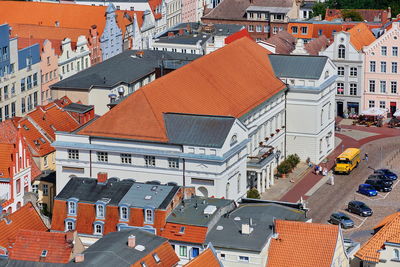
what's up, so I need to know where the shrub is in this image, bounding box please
[277,161,291,174]
[247,188,260,199]
[287,154,300,169]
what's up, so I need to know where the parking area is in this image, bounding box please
[307,136,400,244]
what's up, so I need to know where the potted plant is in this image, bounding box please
[247,188,260,199]
[287,154,300,169]
[276,129,280,133]
[270,133,275,137]
[277,161,291,178]
[264,137,269,141]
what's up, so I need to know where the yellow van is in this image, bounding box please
[334,148,361,174]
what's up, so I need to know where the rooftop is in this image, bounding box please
[78,38,285,142]
[269,54,328,79]
[206,203,307,252]
[266,220,340,267]
[63,103,93,114]
[184,245,222,267]
[347,22,376,51]
[265,31,296,54]
[71,229,179,266]
[51,50,200,90]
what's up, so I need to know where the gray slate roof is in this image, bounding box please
[51,50,200,90]
[206,203,307,252]
[164,113,236,148]
[63,103,93,114]
[68,229,168,266]
[268,54,328,79]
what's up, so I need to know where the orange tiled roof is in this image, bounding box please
[79,37,286,141]
[347,22,376,51]
[0,202,48,248]
[184,247,221,267]
[161,223,208,244]
[0,143,14,178]
[0,1,137,35]
[0,120,19,144]
[132,241,180,267]
[325,8,390,23]
[266,220,339,267]
[356,212,400,262]
[8,230,73,263]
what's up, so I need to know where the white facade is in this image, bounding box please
[58,37,91,81]
[284,58,337,164]
[320,31,364,116]
[166,0,182,28]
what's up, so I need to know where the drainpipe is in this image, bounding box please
[182,158,186,187]
[284,85,288,159]
[89,136,92,177]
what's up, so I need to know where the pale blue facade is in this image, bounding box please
[0,24,11,77]
[100,4,123,60]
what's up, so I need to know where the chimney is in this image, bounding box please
[168,32,174,37]
[128,235,136,248]
[97,172,108,184]
[241,223,253,235]
[75,254,84,263]
[66,231,74,244]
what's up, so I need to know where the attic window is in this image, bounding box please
[230,134,238,146]
[22,124,29,130]
[39,138,46,144]
[50,125,57,131]
[34,140,40,146]
[41,250,48,257]
[179,226,185,234]
[153,253,161,263]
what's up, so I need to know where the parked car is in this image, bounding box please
[374,169,398,180]
[329,212,354,229]
[358,184,378,196]
[367,174,393,187]
[365,179,392,192]
[348,201,373,217]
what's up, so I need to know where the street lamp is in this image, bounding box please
[275,149,281,165]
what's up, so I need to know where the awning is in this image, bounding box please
[360,108,386,116]
[347,102,359,108]
[394,109,400,117]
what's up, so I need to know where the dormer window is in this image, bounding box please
[65,218,76,231]
[119,205,129,221]
[145,209,154,224]
[96,203,105,219]
[67,198,78,215]
[230,134,238,146]
[93,221,104,235]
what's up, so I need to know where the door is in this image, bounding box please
[337,101,344,117]
[390,102,397,115]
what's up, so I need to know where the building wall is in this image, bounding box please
[58,37,91,81]
[215,243,269,267]
[374,243,400,266]
[40,40,59,105]
[100,5,123,60]
[32,179,55,215]
[320,31,364,116]
[88,26,102,65]
[51,88,89,105]
[363,22,400,114]
[39,151,56,171]
[332,230,350,267]
[181,0,197,23]
[75,0,151,11]
[166,0,182,28]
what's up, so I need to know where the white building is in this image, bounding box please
[52,38,287,198]
[319,23,376,117]
[269,54,337,164]
[58,36,91,81]
[166,0,182,28]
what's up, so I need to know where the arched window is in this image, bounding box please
[237,174,241,194]
[338,45,345,59]
[230,134,238,146]
[120,206,129,220]
[65,219,75,231]
[94,223,103,235]
[145,209,154,223]
[96,204,105,219]
[226,182,230,199]
[68,201,76,215]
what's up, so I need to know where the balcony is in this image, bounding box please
[247,146,275,169]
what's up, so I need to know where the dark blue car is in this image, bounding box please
[374,169,398,180]
[358,184,378,197]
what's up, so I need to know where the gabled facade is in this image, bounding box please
[40,40,59,105]
[320,23,376,117]
[101,4,123,60]
[59,36,91,81]
[363,22,400,115]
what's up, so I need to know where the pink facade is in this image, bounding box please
[88,25,102,65]
[363,22,400,115]
[181,0,197,23]
[40,40,59,105]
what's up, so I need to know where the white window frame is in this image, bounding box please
[68,200,77,215]
[144,155,156,167]
[97,151,108,162]
[238,256,249,262]
[369,80,376,92]
[120,206,129,221]
[65,220,75,231]
[96,204,105,219]
[381,61,387,73]
[93,222,104,235]
[370,61,376,72]
[349,67,357,77]
[68,149,79,160]
[145,209,154,223]
[168,158,179,169]
[120,153,132,164]
[382,46,387,56]
[392,62,397,73]
[337,67,344,76]
[369,100,375,108]
[391,81,397,94]
[349,83,357,96]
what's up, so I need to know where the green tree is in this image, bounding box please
[312,2,328,19]
[342,9,364,21]
[247,188,260,199]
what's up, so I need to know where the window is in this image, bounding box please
[394,249,400,260]
[140,262,147,267]
[379,101,386,109]
[369,80,376,92]
[318,29,323,36]
[391,81,397,94]
[96,204,105,218]
[338,45,345,59]
[43,184,48,196]
[349,83,357,95]
[11,102,15,117]
[291,26,298,34]
[120,153,132,164]
[370,61,376,72]
[144,155,155,167]
[337,67,344,76]
[168,158,179,169]
[369,100,375,108]
[153,253,160,263]
[27,76,32,89]
[350,67,357,77]
[94,222,103,235]
[21,98,26,114]
[33,92,38,107]
[179,246,187,257]
[301,26,307,34]
[393,47,398,56]
[145,209,153,223]
[273,27,278,34]
[27,95,32,111]
[381,61,387,73]
[264,25,270,33]
[239,256,249,262]
[11,83,15,96]
[220,253,225,259]
[33,73,38,86]
[21,78,25,91]
[256,25,262,32]
[16,179,21,194]
[4,105,9,119]
[382,46,387,56]
[97,152,108,162]
[337,82,344,94]
[32,184,38,194]
[68,201,77,215]
[120,206,129,220]
[237,174,241,194]
[380,81,387,93]
[248,25,254,32]
[4,85,8,100]
[65,220,75,231]
[68,149,79,160]
[392,62,397,73]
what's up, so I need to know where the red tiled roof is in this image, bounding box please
[132,241,180,267]
[8,230,73,263]
[356,212,400,262]
[161,223,208,244]
[305,35,330,55]
[224,29,251,45]
[0,202,48,248]
[265,31,296,54]
[18,118,54,157]
[184,247,220,267]
[347,22,376,51]
[325,8,390,23]
[0,1,137,35]
[0,143,14,179]
[79,37,286,141]
[0,120,18,144]
[266,220,339,267]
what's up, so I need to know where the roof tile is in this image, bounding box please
[161,223,208,244]
[184,247,221,267]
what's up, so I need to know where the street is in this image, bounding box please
[307,136,400,244]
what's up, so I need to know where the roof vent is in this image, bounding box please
[216,225,223,231]
[241,224,253,235]
[203,205,217,215]
[135,245,146,251]
[151,186,158,191]
[144,195,152,200]
[22,124,29,131]
[234,216,241,221]
[40,250,48,258]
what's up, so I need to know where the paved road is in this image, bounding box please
[307,136,400,244]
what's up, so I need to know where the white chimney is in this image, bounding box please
[241,224,253,235]
[75,254,84,263]
[128,235,136,248]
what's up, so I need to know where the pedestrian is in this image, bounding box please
[323,167,328,176]
[314,165,318,174]
[365,153,369,163]
[319,165,323,175]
